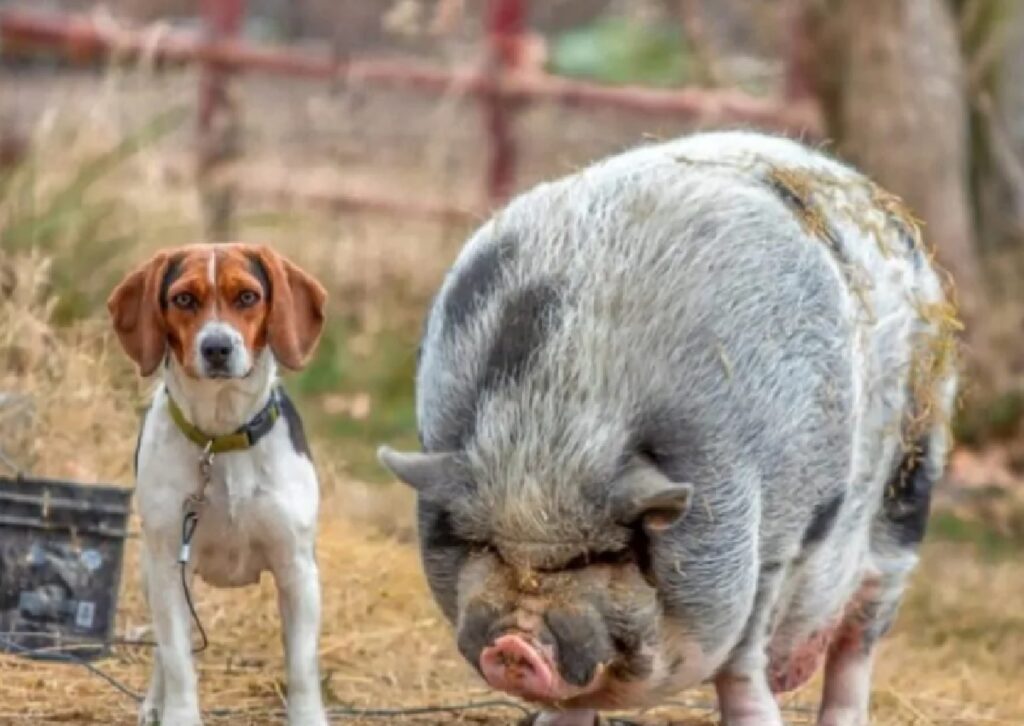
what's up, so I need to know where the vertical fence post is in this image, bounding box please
[782,0,816,106]
[483,0,525,207]
[198,0,245,241]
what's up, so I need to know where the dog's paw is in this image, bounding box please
[158,706,203,726]
[286,700,325,724]
[137,704,161,726]
[286,705,328,726]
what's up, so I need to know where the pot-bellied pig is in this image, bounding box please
[379,131,959,726]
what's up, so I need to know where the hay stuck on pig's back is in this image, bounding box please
[758,160,963,451]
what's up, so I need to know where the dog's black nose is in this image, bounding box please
[201,334,233,367]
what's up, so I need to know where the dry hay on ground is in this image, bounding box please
[0,490,1022,725]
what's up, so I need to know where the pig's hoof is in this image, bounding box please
[817,706,868,726]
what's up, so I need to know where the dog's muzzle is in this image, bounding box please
[195,323,249,378]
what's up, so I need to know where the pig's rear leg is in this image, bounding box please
[818,427,945,726]
[714,559,787,726]
[817,629,875,726]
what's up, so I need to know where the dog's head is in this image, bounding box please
[107,243,326,378]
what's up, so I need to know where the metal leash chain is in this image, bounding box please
[178,441,213,654]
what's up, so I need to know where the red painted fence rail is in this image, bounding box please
[0,6,823,218]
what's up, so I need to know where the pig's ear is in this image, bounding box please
[612,461,693,532]
[377,446,461,498]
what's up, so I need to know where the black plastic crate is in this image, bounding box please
[0,475,133,661]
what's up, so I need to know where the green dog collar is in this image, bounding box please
[166,389,281,454]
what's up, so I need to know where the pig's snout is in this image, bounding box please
[480,634,559,700]
[463,602,614,703]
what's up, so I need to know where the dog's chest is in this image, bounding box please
[189,459,277,588]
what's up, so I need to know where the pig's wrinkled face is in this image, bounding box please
[406,458,703,711]
[450,536,659,708]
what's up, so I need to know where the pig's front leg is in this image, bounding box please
[713,554,787,726]
[714,671,784,726]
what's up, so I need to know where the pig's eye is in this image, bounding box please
[561,549,634,572]
[471,542,498,558]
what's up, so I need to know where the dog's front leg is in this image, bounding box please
[138,551,166,725]
[273,544,327,726]
[143,536,203,726]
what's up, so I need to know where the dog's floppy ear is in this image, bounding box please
[107,252,173,376]
[250,245,327,370]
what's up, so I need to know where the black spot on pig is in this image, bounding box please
[545,609,615,687]
[883,438,935,547]
[443,233,517,332]
[802,492,845,547]
[481,281,561,390]
[457,600,504,672]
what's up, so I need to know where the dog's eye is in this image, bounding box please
[236,290,260,308]
[171,292,197,310]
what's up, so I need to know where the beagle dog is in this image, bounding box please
[107,243,328,726]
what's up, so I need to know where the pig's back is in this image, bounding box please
[417,130,948,559]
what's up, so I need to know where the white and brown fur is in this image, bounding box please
[108,243,328,726]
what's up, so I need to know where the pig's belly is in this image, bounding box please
[766,618,841,692]
[765,576,878,693]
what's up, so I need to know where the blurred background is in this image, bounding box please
[1,1,1023,724]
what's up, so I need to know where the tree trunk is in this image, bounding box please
[831,0,983,322]
[971,0,1024,261]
